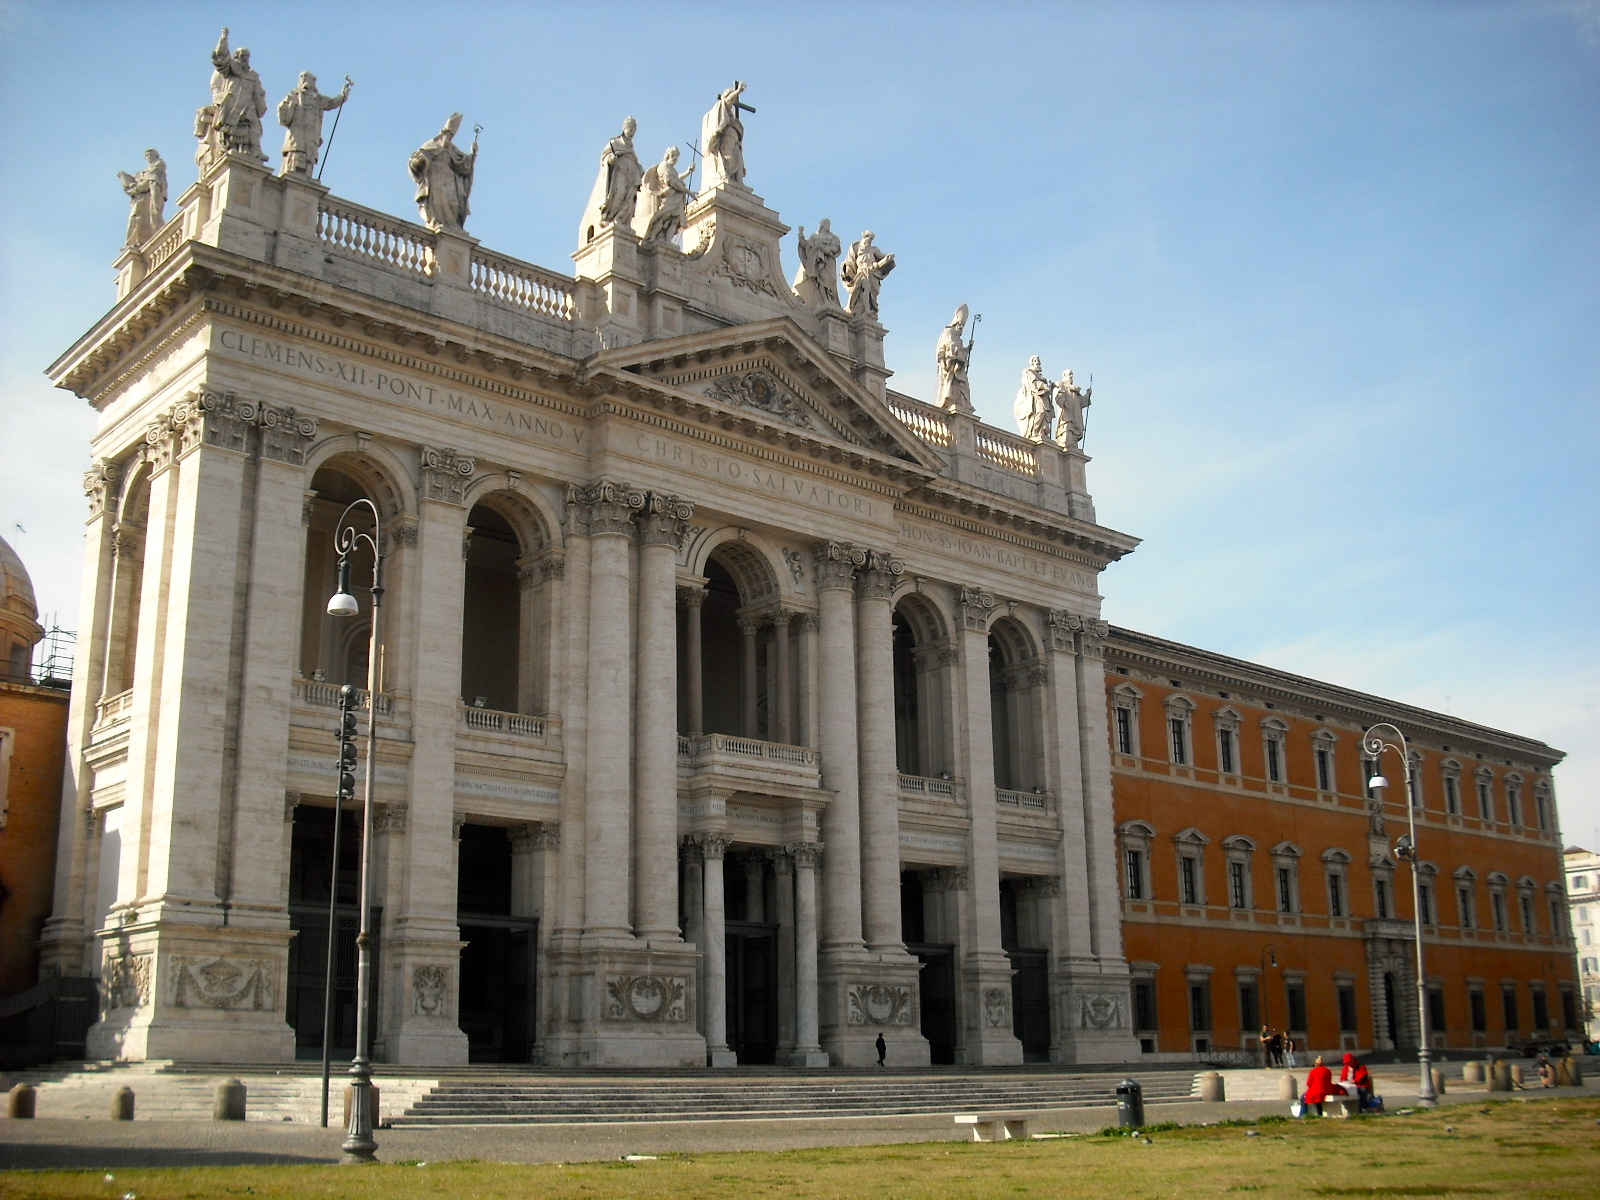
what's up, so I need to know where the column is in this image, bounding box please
[790,842,828,1065]
[813,543,864,954]
[773,849,797,1058]
[743,853,766,922]
[552,535,589,944]
[1043,612,1095,963]
[739,616,760,737]
[635,493,694,944]
[700,833,736,1066]
[515,558,540,715]
[680,585,706,734]
[1072,619,1125,964]
[772,610,794,745]
[855,550,904,952]
[571,481,644,942]
[952,585,1024,1065]
[798,612,818,748]
[681,838,706,1035]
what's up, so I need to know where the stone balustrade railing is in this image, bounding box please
[143,211,189,272]
[93,688,134,728]
[677,733,820,769]
[975,427,1042,477]
[996,787,1049,810]
[292,677,396,717]
[470,247,578,323]
[898,773,958,800]
[458,705,549,739]
[317,196,435,278]
[886,394,953,447]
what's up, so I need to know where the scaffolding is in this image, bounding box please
[32,618,75,688]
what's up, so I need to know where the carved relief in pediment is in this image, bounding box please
[704,369,813,429]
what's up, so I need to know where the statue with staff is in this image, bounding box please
[118,149,168,247]
[1053,369,1092,447]
[582,116,645,235]
[206,28,268,163]
[936,304,978,414]
[278,72,352,178]
[633,145,696,244]
[700,81,755,189]
[409,113,479,232]
[1013,355,1054,443]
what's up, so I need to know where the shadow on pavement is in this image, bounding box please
[0,1144,337,1170]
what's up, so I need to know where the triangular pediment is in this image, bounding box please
[587,317,947,472]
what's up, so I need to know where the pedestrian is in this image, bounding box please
[1339,1052,1372,1109]
[1284,1036,1299,1069]
[1537,1054,1555,1088]
[1266,1028,1281,1068]
[875,1033,887,1067]
[1302,1055,1334,1117]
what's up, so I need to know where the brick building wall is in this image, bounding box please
[0,679,69,996]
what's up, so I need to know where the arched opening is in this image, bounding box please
[102,467,151,698]
[679,541,791,742]
[988,617,1043,794]
[301,464,381,686]
[460,502,520,712]
[891,595,952,778]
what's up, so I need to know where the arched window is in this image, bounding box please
[892,594,952,778]
[302,464,388,687]
[101,464,152,699]
[988,616,1043,794]
[460,492,553,715]
[682,539,784,740]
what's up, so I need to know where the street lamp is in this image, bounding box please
[326,499,385,1161]
[1259,943,1278,1067]
[1363,721,1438,1109]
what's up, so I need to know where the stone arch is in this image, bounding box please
[693,529,785,608]
[988,614,1043,793]
[461,486,562,715]
[684,532,788,742]
[461,476,563,555]
[892,592,954,778]
[302,435,415,523]
[100,458,154,699]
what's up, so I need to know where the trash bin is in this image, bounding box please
[1116,1078,1145,1128]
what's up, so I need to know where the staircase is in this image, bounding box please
[393,1068,1197,1126]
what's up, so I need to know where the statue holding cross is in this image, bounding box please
[700,81,755,190]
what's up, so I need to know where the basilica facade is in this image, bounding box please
[41,78,1141,1068]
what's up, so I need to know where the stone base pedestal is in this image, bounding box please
[958,955,1025,1066]
[1052,975,1141,1064]
[708,1047,739,1068]
[379,927,470,1067]
[788,1047,831,1067]
[541,941,707,1069]
[86,920,295,1064]
[817,952,930,1068]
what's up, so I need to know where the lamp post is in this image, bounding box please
[1259,943,1278,1068]
[326,499,384,1161]
[1363,721,1438,1109]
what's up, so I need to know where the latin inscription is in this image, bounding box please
[636,433,879,518]
[216,330,583,445]
[898,520,1098,592]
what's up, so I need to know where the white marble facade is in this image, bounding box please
[42,91,1138,1069]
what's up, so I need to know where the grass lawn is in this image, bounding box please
[5,1098,1597,1199]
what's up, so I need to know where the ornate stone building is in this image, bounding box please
[41,83,1139,1067]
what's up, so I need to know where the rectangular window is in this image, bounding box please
[1277,867,1294,914]
[1363,758,1379,799]
[1444,776,1459,815]
[1532,987,1549,1030]
[1419,883,1435,927]
[1218,729,1235,774]
[1132,980,1157,1031]
[1189,982,1212,1032]
[1536,793,1549,830]
[1315,748,1332,792]
[1170,717,1188,765]
[1458,886,1474,929]
[1266,738,1282,783]
[1427,987,1447,1033]
[1502,986,1519,1031]
[1328,873,1345,918]
[1286,982,1307,1032]
[1549,898,1564,937]
[1507,785,1522,826]
[1337,985,1357,1033]
[1124,849,1144,900]
[1469,989,1487,1033]
[1229,861,1248,909]
[1491,892,1507,933]
[1180,856,1200,906]
[1478,779,1493,821]
[1115,707,1133,755]
[1520,894,1536,934]
[1238,981,1259,1032]
[1409,763,1422,807]
[1375,878,1391,920]
[1561,989,1577,1031]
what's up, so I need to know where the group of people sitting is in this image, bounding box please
[1299,1052,1375,1117]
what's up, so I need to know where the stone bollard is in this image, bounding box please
[213,1078,247,1121]
[1567,1056,1583,1086]
[1431,1068,1446,1095]
[7,1083,37,1119]
[342,1083,381,1128]
[1279,1073,1299,1102]
[1511,1064,1524,1087]
[1555,1057,1579,1087]
[1198,1071,1226,1103]
[1488,1060,1512,1092]
[110,1086,135,1121]
[1462,1061,1484,1083]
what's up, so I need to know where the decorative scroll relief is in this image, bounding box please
[983,987,1012,1029]
[420,445,476,504]
[1079,992,1125,1030]
[102,953,151,1011]
[172,956,274,1010]
[704,370,813,429]
[605,974,688,1022]
[413,964,451,1016]
[846,984,914,1026]
[711,234,782,297]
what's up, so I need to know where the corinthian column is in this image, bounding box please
[699,832,736,1067]
[738,616,760,737]
[680,585,706,734]
[569,480,645,942]
[855,549,904,952]
[635,492,694,944]
[813,542,864,954]
[790,841,828,1066]
[772,609,794,745]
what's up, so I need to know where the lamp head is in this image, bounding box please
[1368,774,1389,790]
[327,558,359,617]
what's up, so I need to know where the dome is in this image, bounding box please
[0,533,38,623]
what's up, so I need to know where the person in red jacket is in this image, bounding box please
[1302,1055,1335,1117]
[1340,1052,1373,1108]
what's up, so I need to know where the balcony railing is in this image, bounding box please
[94,688,134,728]
[458,705,549,739]
[899,773,958,800]
[470,247,578,322]
[292,677,395,716]
[975,427,1041,477]
[677,733,820,769]
[317,197,434,278]
[996,787,1048,811]
[886,394,953,448]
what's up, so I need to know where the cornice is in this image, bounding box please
[897,492,1138,568]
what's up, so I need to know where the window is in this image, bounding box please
[1534,782,1551,831]
[1238,980,1260,1032]
[1181,856,1200,906]
[1125,849,1145,900]
[1336,984,1357,1033]
[1491,890,1508,933]
[1418,880,1435,927]
[1531,987,1549,1030]
[1316,747,1333,792]
[1575,876,1590,891]
[1170,716,1188,764]
[1272,843,1301,915]
[1322,849,1350,919]
[1329,872,1346,918]
[1132,979,1158,1032]
[1112,684,1143,757]
[1502,985,1519,1032]
[1174,828,1208,906]
[1469,988,1487,1033]
[1519,890,1537,934]
[1427,986,1447,1034]
[1408,753,1424,808]
[1457,883,1475,929]
[1164,695,1196,766]
[1277,867,1295,913]
[1363,757,1380,800]
[1230,861,1249,909]
[1218,728,1236,774]
[1441,759,1462,815]
[1506,776,1523,826]
[1119,822,1155,902]
[1189,981,1213,1032]
[1549,895,1564,937]
[1224,836,1255,910]
[1476,769,1494,821]
[1375,877,1391,920]
[1266,737,1282,782]
[1261,718,1288,784]
[1115,707,1134,755]
[1285,981,1307,1032]
[1561,989,1577,1031]
[1213,707,1241,776]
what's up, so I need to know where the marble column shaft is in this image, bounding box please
[773,611,793,745]
[1072,621,1122,961]
[682,586,705,734]
[1043,613,1095,961]
[813,544,864,952]
[739,617,760,737]
[791,842,824,1059]
[855,552,903,951]
[773,850,797,1055]
[700,833,731,1058]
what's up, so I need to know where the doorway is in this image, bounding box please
[457,823,537,1063]
[910,944,957,1064]
[726,923,778,1064]
[1008,949,1050,1061]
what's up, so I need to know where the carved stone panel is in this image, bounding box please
[846,983,914,1026]
[412,964,451,1016]
[605,974,688,1022]
[102,953,151,1011]
[172,956,275,1010]
[1078,992,1125,1030]
[983,987,1012,1029]
[704,370,813,429]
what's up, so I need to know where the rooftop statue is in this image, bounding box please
[633,146,696,245]
[409,113,478,233]
[277,72,351,178]
[1053,369,1092,448]
[584,117,645,233]
[118,149,168,248]
[841,231,895,320]
[700,81,755,190]
[936,305,976,415]
[1014,356,1054,443]
[792,219,842,310]
[203,28,268,165]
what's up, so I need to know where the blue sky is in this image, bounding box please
[2,1,1596,841]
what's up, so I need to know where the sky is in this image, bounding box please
[1,1,1596,842]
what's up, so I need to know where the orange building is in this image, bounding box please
[1104,627,1576,1060]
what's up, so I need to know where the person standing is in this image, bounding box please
[875,1032,887,1067]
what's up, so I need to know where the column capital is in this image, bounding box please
[374,802,409,835]
[420,445,477,505]
[452,813,468,839]
[812,540,865,591]
[1046,608,1081,652]
[282,791,301,824]
[637,492,696,547]
[736,615,762,637]
[853,549,904,602]
[798,611,821,634]
[83,460,121,518]
[929,865,969,892]
[681,834,704,866]
[109,525,145,563]
[772,847,796,876]
[509,820,558,852]
[1020,874,1061,897]
[678,583,708,609]
[696,831,731,861]
[768,606,800,629]
[788,841,824,871]
[957,585,997,631]
[388,517,419,549]
[566,478,645,537]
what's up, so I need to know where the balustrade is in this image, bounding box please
[317,198,434,278]
[291,677,395,716]
[898,773,958,800]
[886,394,953,447]
[142,212,188,270]
[470,248,578,322]
[975,427,1042,477]
[676,733,820,769]
[93,688,134,728]
[457,705,548,739]
[996,787,1048,810]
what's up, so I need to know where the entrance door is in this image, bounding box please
[1008,949,1050,1061]
[458,922,536,1063]
[909,943,956,1064]
[726,924,778,1064]
[286,806,379,1059]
